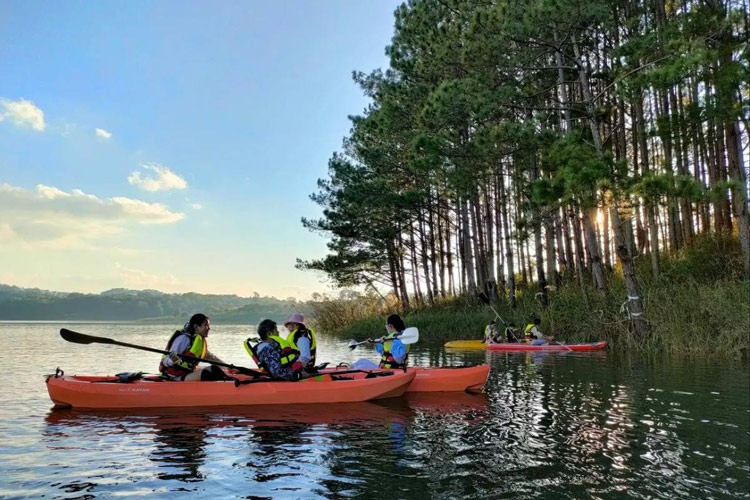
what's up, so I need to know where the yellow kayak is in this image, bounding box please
[444,339,486,349]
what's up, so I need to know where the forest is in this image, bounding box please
[298,0,749,354]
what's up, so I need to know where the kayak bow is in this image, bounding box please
[444,340,486,349]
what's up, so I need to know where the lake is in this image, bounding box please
[1,322,748,499]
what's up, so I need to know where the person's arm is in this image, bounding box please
[296,336,311,365]
[205,350,226,364]
[389,339,407,363]
[530,325,543,339]
[163,335,189,367]
[374,342,384,355]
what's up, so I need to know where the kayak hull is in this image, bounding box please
[485,341,608,352]
[406,365,489,393]
[45,370,416,409]
[444,340,486,349]
[323,365,490,393]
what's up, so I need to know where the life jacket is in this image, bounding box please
[159,330,207,378]
[483,324,493,342]
[286,327,317,370]
[243,335,300,372]
[379,332,410,369]
[243,338,266,371]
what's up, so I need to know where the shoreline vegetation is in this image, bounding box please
[309,234,749,358]
[296,0,750,359]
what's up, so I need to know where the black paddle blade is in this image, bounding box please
[477,292,490,305]
[60,328,113,345]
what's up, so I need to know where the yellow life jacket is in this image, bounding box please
[524,323,541,340]
[243,335,299,372]
[380,332,410,369]
[286,327,317,369]
[484,324,498,342]
[159,331,207,377]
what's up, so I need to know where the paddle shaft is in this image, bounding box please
[59,328,269,378]
[477,293,510,327]
[480,295,519,342]
[348,327,417,349]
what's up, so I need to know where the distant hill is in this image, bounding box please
[0,284,311,323]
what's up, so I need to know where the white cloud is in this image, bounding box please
[95,128,112,139]
[0,98,46,131]
[128,163,188,192]
[0,183,184,247]
[190,203,203,210]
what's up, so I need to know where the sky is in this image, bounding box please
[0,0,402,300]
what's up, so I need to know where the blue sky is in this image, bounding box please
[0,0,401,299]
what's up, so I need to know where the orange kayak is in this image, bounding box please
[45,369,416,409]
[324,365,490,393]
[406,365,489,393]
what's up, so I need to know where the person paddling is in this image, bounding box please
[159,313,230,381]
[376,314,411,369]
[244,319,306,381]
[504,322,521,343]
[283,313,317,372]
[350,314,416,370]
[524,316,554,345]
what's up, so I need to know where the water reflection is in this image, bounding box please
[42,393,491,497]
[5,323,747,499]
[151,418,208,482]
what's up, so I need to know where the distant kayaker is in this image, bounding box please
[159,313,230,381]
[283,313,317,372]
[483,321,497,343]
[245,319,306,381]
[524,317,554,345]
[483,321,519,343]
[376,313,410,369]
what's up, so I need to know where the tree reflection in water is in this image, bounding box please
[150,414,210,482]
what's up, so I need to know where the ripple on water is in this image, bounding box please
[0,323,748,499]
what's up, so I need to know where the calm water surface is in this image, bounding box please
[0,322,748,499]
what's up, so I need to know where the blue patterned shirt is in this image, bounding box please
[256,341,296,380]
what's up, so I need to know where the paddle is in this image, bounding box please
[59,328,271,378]
[347,327,419,350]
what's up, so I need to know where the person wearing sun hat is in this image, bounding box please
[284,313,317,372]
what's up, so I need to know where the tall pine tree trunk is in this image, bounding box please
[499,166,516,306]
[572,34,608,293]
